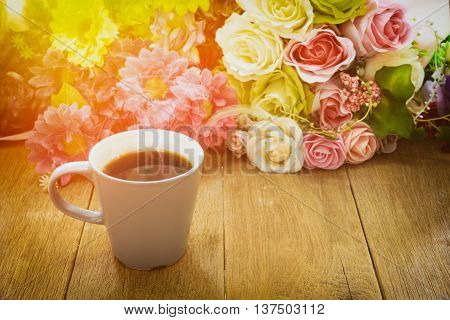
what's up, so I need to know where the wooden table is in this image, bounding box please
[0,140,448,299]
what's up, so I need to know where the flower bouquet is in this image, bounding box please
[0,0,448,184]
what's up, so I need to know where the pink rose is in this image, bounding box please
[340,0,412,57]
[284,28,356,83]
[302,133,346,170]
[312,81,352,129]
[342,122,377,164]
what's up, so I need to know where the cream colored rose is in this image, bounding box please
[236,0,314,40]
[246,117,304,173]
[216,13,284,82]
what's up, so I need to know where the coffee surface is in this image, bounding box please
[103,150,192,182]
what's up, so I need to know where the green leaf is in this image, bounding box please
[366,95,414,138]
[366,65,415,139]
[51,82,87,108]
[375,64,415,101]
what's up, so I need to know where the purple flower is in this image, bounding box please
[423,76,450,117]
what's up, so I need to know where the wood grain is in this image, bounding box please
[346,140,450,299]
[222,151,382,299]
[0,142,92,299]
[65,150,225,299]
[1,141,448,299]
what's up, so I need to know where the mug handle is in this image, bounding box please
[49,161,103,224]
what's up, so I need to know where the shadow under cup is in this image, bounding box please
[88,129,204,270]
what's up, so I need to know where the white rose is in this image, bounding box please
[246,117,304,173]
[236,0,314,40]
[364,47,425,93]
[216,13,284,82]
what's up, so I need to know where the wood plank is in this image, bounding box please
[346,140,450,299]
[66,150,224,299]
[223,151,382,299]
[0,142,92,299]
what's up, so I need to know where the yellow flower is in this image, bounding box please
[49,0,118,68]
[106,0,156,37]
[152,0,210,16]
[10,34,26,49]
[11,34,34,60]
[23,0,53,28]
[149,11,205,63]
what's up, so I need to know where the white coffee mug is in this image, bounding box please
[49,129,204,270]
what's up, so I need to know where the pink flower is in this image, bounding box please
[25,103,99,185]
[284,28,355,83]
[119,47,188,98]
[340,0,412,57]
[1,71,36,135]
[302,133,346,170]
[312,81,352,129]
[340,72,381,113]
[170,68,238,148]
[116,48,189,129]
[28,49,87,110]
[87,38,151,111]
[197,117,236,149]
[342,122,377,164]
[78,39,153,135]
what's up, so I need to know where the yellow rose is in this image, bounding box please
[246,117,304,173]
[216,13,284,82]
[250,64,314,119]
[236,0,314,40]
